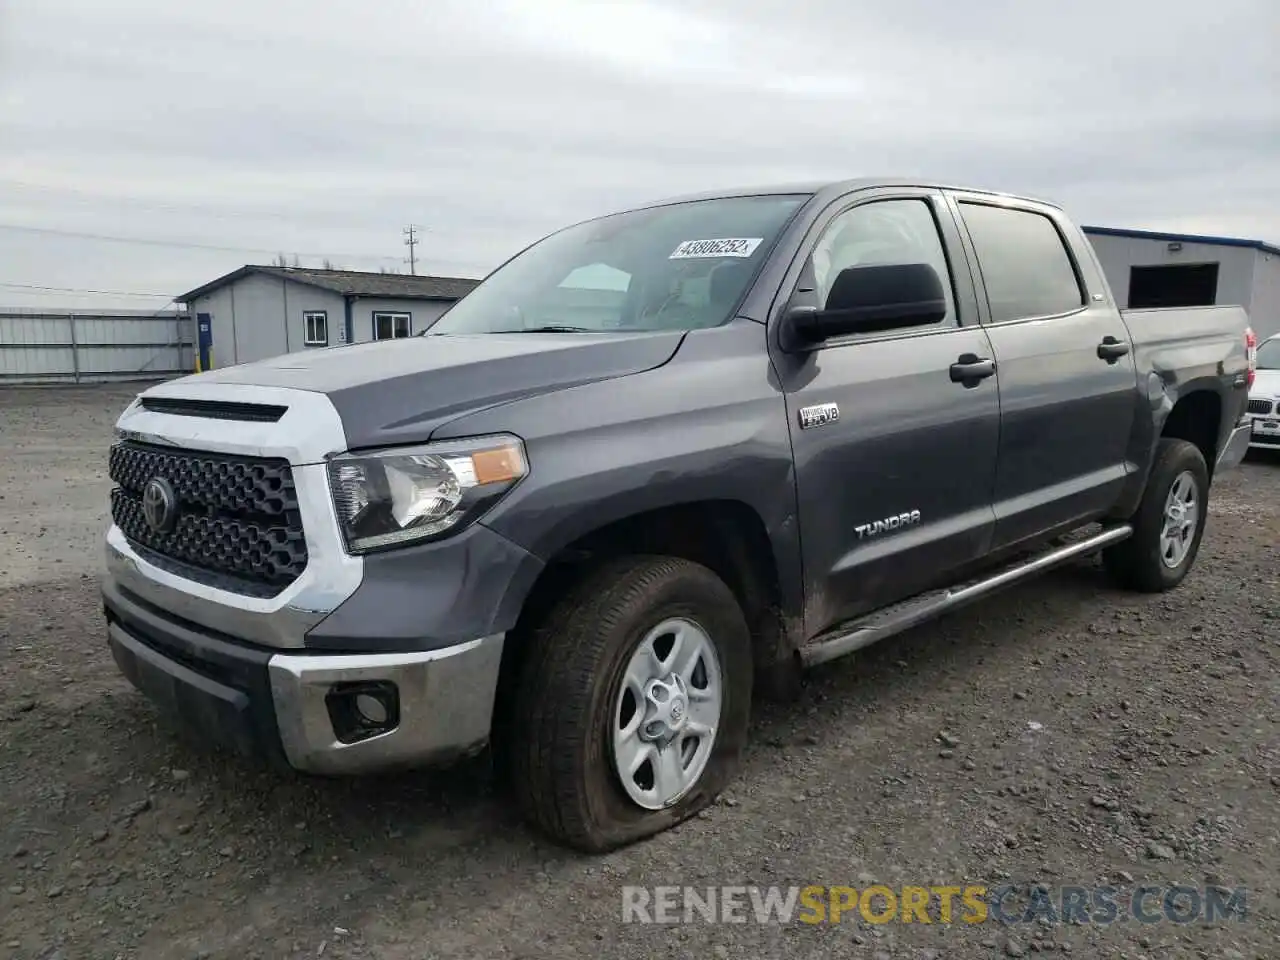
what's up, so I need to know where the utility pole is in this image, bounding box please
[403,225,419,275]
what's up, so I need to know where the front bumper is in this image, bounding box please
[103,576,504,774]
[268,636,504,774]
[101,379,537,773]
[1246,413,1280,448]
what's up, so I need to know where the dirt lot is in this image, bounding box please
[1,384,1278,960]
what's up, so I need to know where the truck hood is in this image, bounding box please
[1252,367,1280,399]
[180,330,686,449]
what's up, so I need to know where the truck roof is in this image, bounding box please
[642,177,1064,212]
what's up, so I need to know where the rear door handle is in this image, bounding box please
[949,354,996,385]
[1097,336,1130,362]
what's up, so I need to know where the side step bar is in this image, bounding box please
[799,524,1133,668]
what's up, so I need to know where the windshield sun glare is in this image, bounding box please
[426,195,809,337]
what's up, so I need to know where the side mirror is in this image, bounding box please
[785,262,947,344]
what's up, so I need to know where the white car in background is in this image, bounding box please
[1249,334,1280,450]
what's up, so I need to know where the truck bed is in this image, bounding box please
[1122,305,1252,394]
[1121,304,1251,353]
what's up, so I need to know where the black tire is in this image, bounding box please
[1103,438,1210,592]
[507,555,753,852]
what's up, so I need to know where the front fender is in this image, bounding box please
[433,322,806,627]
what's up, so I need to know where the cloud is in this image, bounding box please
[0,0,1276,309]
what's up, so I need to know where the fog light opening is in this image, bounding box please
[355,693,388,726]
[325,681,400,744]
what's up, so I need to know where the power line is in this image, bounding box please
[0,280,174,299]
[403,224,419,275]
[0,222,403,264]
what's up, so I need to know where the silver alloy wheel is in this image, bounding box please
[612,617,723,810]
[1159,469,1199,569]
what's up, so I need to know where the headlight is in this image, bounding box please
[327,434,528,554]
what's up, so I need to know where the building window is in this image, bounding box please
[303,311,328,346]
[373,312,412,340]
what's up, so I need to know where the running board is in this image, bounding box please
[799,524,1133,668]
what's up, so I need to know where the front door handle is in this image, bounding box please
[1097,336,1130,362]
[949,354,996,385]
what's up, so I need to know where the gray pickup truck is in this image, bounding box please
[102,178,1256,851]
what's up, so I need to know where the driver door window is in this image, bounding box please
[808,198,958,331]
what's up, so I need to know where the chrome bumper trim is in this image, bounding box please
[104,382,362,649]
[1217,417,1252,470]
[267,634,505,775]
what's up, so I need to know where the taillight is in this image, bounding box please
[1245,327,1257,388]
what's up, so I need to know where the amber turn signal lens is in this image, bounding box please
[471,444,527,485]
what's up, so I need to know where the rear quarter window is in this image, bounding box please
[959,202,1085,323]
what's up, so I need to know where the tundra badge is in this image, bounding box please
[855,510,922,540]
[798,402,840,430]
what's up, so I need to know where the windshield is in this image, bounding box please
[425,194,809,335]
[1257,337,1280,370]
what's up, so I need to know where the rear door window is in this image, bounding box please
[958,202,1085,323]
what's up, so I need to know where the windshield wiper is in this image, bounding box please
[487,324,597,333]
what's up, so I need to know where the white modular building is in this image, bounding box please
[176,266,480,369]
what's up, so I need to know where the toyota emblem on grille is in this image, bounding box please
[141,477,178,533]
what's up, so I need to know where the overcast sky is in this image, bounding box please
[1,0,1277,310]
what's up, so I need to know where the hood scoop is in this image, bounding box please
[139,396,288,423]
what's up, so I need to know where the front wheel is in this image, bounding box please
[508,555,753,852]
[1103,438,1210,592]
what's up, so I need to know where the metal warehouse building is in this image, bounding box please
[1083,226,1280,341]
[177,266,480,369]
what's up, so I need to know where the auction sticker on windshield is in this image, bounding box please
[669,238,763,259]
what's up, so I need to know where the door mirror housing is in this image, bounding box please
[784,262,948,345]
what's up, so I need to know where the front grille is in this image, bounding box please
[109,441,308,596]
[1247,398,1273,415]
[1252,432,1280,446]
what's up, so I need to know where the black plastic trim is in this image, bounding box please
[102,578,289,768]
[140,396,288,422]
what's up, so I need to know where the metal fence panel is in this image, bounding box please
[0,309,194,383]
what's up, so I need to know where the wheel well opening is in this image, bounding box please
[1161,391,1221,476]
[492,501,786,731]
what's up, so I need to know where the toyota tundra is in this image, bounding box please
[102,178,1256,852]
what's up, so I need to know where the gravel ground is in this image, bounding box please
[2,384,1278,960]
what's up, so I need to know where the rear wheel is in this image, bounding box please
[508,555,752,852]
[1103,438,1210,592]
